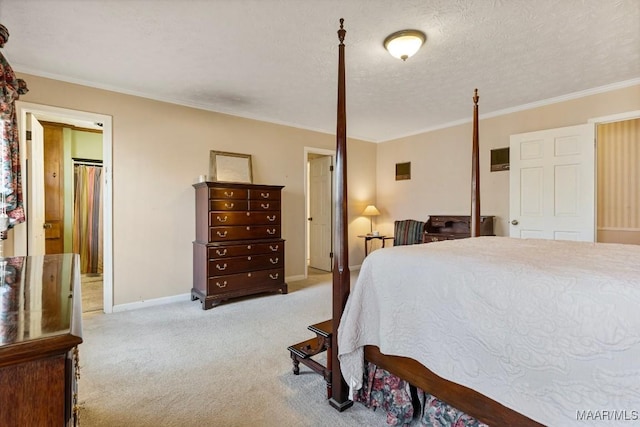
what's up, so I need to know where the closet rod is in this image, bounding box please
[72,157,103,166]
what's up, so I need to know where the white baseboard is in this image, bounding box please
[110,268,363,312]
[112,293,191,312]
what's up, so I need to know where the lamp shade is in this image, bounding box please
[362,205,381,216]
[384,29,426,61]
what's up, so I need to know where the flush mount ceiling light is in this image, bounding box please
[383,29,426,61]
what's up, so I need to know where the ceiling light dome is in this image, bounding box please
[383,29,426,61]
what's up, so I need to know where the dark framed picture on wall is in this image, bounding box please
[395,162,411,180]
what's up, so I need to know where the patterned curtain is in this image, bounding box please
[73,164,103,274]
[0,24,27,240]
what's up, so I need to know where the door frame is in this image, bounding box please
[16,101,114,313]
[304,147,335,279]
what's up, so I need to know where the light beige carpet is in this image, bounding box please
[78,270,398,426]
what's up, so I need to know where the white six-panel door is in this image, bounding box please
[309,155,333,271]
[509,124,595,241]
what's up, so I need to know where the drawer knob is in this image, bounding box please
[216,215,228,223]
[260,192,270,198]
[261,203,270,209]
[216,281,228,288]
[270,257,279,264]
[247,273,252,277]
[247,256,252,260]
[267,215,276,222]
[269,273,279,280]
[267,228,276,235]
[247,245,252,249]
[216,263,228,271]
[224,202,235,208]
[217,231,228,238]
[224,191,234,197]
[246,226,250,231]
[216,249,227,256]
[269,245,278,251]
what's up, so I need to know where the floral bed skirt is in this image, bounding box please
[354,362,489,427]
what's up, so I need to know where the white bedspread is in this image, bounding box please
[338,237,640,426]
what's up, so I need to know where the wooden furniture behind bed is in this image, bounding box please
[423,215,494,243]
[328,19,542,426]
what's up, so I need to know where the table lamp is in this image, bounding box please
[362,205,381,235]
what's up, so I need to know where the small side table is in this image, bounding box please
[357,235,394,256]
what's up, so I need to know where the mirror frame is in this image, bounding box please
[209,150,253,184]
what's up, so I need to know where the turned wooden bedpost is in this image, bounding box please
[470,89,481,237]
[329,18,353,412]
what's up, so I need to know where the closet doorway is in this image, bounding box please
[41,121,104,313]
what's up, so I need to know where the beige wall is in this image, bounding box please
[375,85,640,237]
[16,73,377,307]
[14,72,638,307]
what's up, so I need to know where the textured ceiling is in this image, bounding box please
[1,0,639,142]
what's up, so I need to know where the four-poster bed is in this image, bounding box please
[326,19,537,425]
[328,20,640,426]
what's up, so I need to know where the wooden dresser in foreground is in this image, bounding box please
[423,215,495,242]
[192,182,287,310]
[0,254,82,427]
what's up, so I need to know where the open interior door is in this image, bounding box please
[308,155,332,271]
[509,123,595,241]
[27,114,46,254]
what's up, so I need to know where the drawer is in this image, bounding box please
[430,216,469,226]
[249,189,281,201]
[249,200,281,211]
[423,234,468,243]
[209,200,249,211]
[208,253,283,275]
[423,234,453,243]
[207,268,284,294]
[209,225,280,242]
[208,241,284,258]
[209,211,280,226]
[208,187,248,200]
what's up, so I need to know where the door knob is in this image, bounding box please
[511,219,519,225]
[43,223,53,229]
[308,217,313,221]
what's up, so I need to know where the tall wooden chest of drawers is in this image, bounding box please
[192,182,287,310]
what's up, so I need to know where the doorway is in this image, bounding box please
[16,102,114,313]
[595,116,640,244]
[305,147,334,276]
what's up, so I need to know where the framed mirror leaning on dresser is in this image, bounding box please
[209,151,253,184]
